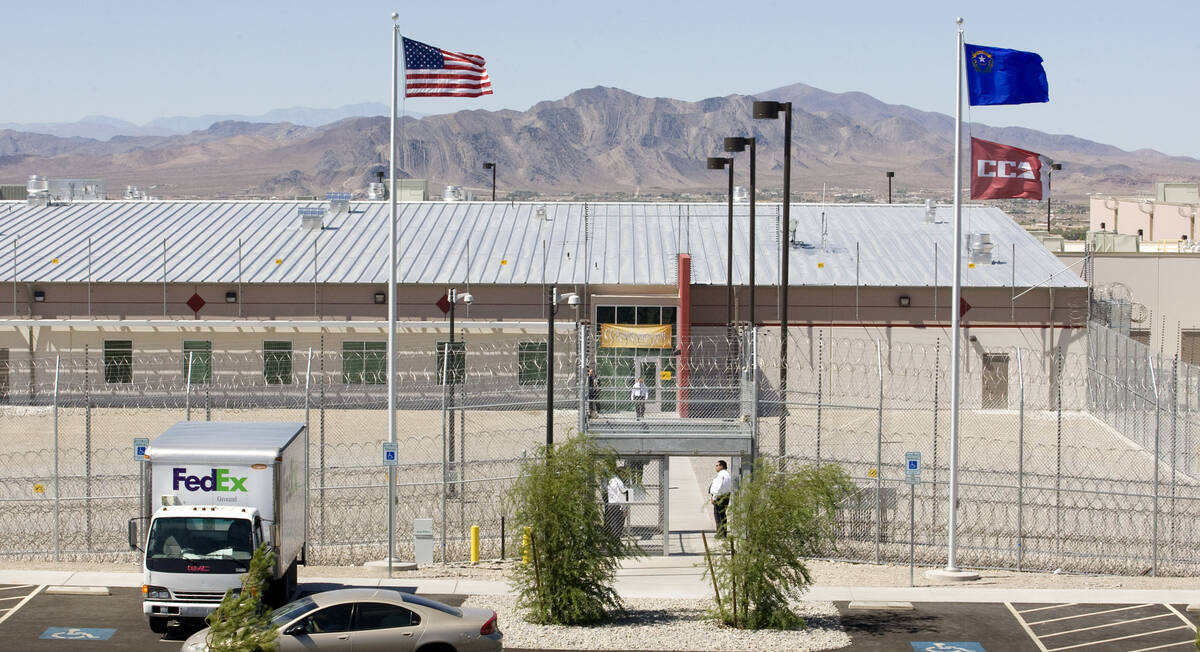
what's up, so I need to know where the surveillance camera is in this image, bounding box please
[566,294,581,306]
[461,293,474,305]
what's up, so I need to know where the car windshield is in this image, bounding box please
[146,517,253,564]
[270,596,317,627]
[400,591,462,617]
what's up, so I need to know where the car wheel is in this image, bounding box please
[148,616,169,634]
[416,644,456,652]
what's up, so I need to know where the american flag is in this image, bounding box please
[403,37,492,98]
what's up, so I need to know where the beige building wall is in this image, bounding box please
[1090,196,1199,243]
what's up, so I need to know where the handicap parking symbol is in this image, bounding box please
[40,627,116,640]
[911,644,985,652]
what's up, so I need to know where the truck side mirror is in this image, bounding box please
[128,519,142,552]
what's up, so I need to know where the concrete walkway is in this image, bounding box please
[6,555,1200,606]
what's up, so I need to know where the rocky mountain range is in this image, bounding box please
[1,84,1197,200]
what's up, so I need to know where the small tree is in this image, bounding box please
[204,543,280,652]
[711,460,856,629]
[508,435,632,625]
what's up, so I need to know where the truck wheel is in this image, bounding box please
[148,616,169,634]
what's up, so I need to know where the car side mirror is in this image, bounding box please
[128,519,142,552]
[284,624,306,637]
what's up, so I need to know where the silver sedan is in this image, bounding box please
[181,588,502,652]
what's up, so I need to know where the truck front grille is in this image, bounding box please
[172,591,226,603]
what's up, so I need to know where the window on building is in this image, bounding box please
[518,341,547,385]
[343,341,386,384]
[596,305,615,324]
[636,306,661,325]
[1129,330,1150,347]
[1182,331,1200,366]
[104,340,133,384]
[435,341,465,385]
[264,341,292,385]
[616,306,636,324]
[183,340,212,384]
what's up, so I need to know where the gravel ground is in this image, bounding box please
[461,595,850,652]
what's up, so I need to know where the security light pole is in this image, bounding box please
[706,157,735,328]
[724,136,757,326]
[1046,163,1061,232]
[483,162,496,201]
[754,100,792,465]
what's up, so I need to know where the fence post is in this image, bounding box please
[53,355,60,561]
[85,344,92,553]
[816,331,823,463]
[303,348,312,563]
[1017,349,1025,571]
[1149,350,1160,576]
[185,351,193,420]
[441,348,450,561]
[750,327,759,466]
[578,324,587,436]
[1170,356,1178,567]
[875,340,883,564]
[1055,349,1063,556]
[932,339,940,527]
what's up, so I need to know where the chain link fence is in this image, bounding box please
[0,332,579,565]
[3,320,1199,575]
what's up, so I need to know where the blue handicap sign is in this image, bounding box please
[911,643,985,652]
[908,459,919,470]
[382,442,398,466]
[41,627,116,640]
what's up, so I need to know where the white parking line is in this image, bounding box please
[0,584,43,627]
[1164,603,1198,631]
[1027,603,1153,625]
[0,585,33,592]
[1038,613,1174,638]
[1127,641,1197,651]
[1046,625,1192,651]
[1006,602,1051,652]
[1018,602,1078,614]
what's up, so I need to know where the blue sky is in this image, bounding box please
[8,0,1199,156]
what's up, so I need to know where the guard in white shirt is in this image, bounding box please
[604,473,628,536]
[709,460,732,538]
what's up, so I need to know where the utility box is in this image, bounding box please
[414,517,434,565]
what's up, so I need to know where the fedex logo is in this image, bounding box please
[172,467,248,492]
[976,160,1036,179]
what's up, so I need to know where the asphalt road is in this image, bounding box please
[1,582,1197,652]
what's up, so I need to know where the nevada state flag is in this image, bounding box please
[970,138,1052,200]
[965,43,1049,106]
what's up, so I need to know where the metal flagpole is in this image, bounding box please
[387,13,400,579]
[939,17,976,581]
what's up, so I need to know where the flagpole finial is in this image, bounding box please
[391,12,399,21]
[956,17,963,26]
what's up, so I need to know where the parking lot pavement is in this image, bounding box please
[1007,602,1199,651]
[0,584,43,627]
[0,583,473,651]
[839,601,1042,651]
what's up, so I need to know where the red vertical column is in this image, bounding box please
[678,254,691,418]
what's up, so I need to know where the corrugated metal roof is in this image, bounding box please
[0,200,1085,288]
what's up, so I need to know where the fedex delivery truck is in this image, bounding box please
[129,421,306,633]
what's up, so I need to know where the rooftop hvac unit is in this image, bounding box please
[367,182,386,200]
[325,192,351,214]
[298,206,325,230]
[732,185,749,204]
[967,232,993,264]
[26,175,48,194]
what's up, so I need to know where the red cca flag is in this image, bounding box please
[970,137,1052,200]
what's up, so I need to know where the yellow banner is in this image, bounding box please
[599,324,673,349]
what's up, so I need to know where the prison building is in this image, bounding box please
[0,199,1086,406]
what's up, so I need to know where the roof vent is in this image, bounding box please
[368,182,386,200]
[26,175,49,207]
[968,232,993,264]
[443,185,465,202]
[326,192,351,214]
[298,206,325,230]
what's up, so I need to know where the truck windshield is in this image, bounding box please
[146,517,254,574]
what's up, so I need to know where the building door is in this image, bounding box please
[981,353,1009,409]
[637,358,660,414]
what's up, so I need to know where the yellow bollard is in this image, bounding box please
[470,524,480,564]
[522,526,532,565]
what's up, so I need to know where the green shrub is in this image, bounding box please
[507,435,633,625]
[710,460,856,629]
[204,543,280,652]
